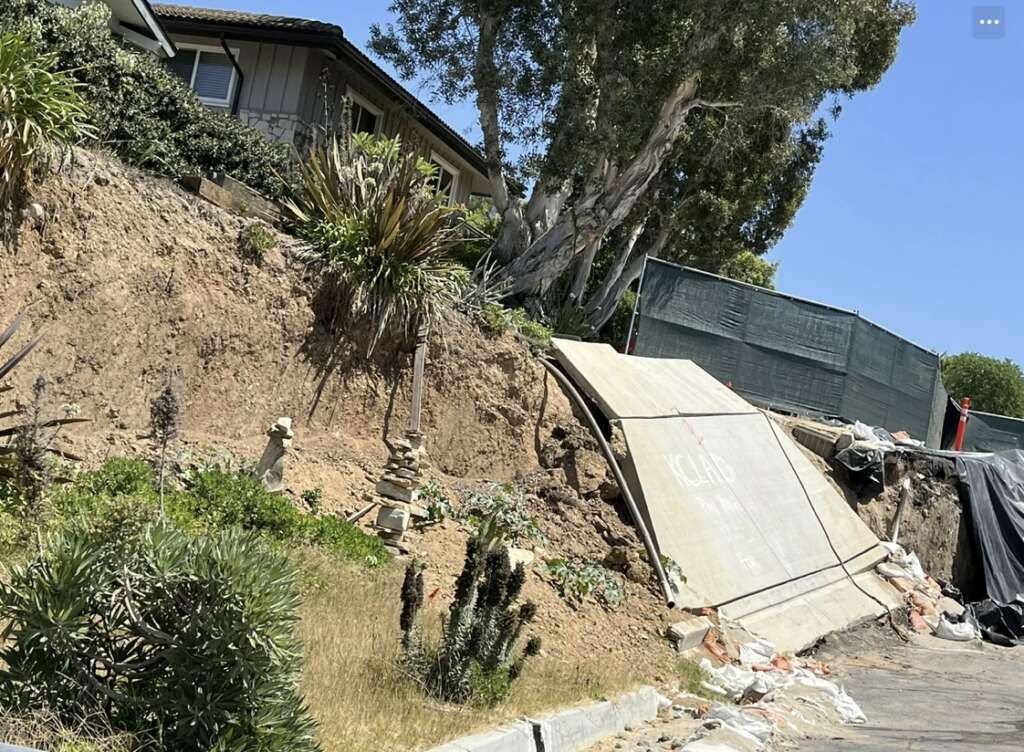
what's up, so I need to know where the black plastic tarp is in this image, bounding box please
[633,260,946,445]
[942,398,1024,453]
[957,450,1024,643]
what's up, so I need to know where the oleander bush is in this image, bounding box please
[0,520,320,751]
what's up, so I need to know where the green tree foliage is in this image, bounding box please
[371,0,915,330]
[0,31,89,216]
[0,521,319,751]
[400,537,541,705]
[714,251,779,289]
[1,0,290,197]
[942,352,1024,419]
[285,133,467,354]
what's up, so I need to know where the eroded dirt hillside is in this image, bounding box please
[4,149,571,481]
[2,149,676,677]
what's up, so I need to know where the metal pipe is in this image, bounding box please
[219,34,244,116]
[540,357,676,608]
[407,322,429,436]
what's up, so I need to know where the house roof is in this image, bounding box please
[152,4,489,179]
[102,0,178,57]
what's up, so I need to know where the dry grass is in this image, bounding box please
[298,553,641,752]
[0,710,133,752]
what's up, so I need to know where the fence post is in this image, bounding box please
[953,396,972,451]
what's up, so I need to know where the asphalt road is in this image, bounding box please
[799,629,1024,751]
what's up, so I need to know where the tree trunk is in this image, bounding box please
[495,77,702,296]
[586,251,647,332]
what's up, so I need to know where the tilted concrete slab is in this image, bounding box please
[551,339,892,651]
[621,413,884,608]
[552,338,753,418]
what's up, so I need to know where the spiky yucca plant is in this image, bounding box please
[0,31,90,216]
[400,537,541,706]
[284,132,467,355]
[0,314,41,483]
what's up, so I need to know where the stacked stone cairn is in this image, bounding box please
[374,433,429,552]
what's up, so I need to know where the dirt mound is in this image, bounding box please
[852,455,981,594]
[2,149,675,675]
[4,149,565,481]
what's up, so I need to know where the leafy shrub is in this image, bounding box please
[462,483,545,547]
[449,195,500,270]
[477,304,552,351]
[301,486,323,515]
[0,520,319,751]
[239,221,277,264]
[3,0,290,197]
[419,479,454,522]
[284,132,467,354]
[543,557,625,609]
[400,537,541,705]
[0,31,89,216]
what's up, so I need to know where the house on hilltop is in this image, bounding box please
[148,4,491,204]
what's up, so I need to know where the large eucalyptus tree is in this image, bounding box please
[372,0,914,329]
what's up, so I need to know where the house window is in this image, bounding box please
[166,45,238,107]
[429,153,460,204]
[346,87,383,135]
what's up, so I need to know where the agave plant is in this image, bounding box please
[284,133,466,355]
[0,315,86,486]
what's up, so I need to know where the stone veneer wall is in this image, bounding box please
[239,110,312,154]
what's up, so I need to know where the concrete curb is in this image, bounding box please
[425,686,667,752]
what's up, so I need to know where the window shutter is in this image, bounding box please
[193,52,234,101]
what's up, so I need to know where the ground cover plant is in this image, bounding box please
[543,557,625,609]
[45,457,389,568]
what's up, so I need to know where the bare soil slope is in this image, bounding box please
[2,149,675,678]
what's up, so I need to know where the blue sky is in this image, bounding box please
[206,0,1021,364]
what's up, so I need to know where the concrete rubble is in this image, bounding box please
[253,416,292,493]
[374,433,431,552]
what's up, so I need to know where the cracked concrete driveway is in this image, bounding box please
[799,628,1024,751]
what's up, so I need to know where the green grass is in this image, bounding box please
[676,657,715,700]
[38,457,390,567]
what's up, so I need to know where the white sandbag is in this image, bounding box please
[902,552,927,582]
[707,703,773,744]
[700,659,777,702]
[738,638,776,667]
[791,670,867,725]
[934,614,981,642]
